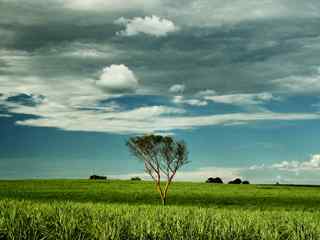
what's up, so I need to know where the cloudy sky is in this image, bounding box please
[1,0,320,183]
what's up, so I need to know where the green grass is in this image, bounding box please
[1,179,320,210]
[1,179,320,239]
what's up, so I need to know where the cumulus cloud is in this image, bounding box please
[0,75,112,116]
[195,89,217,97]
[96,64,138,93]
[170,86,209,106]
[115,15,178,37]
[249,154,320,172]
[169,84,185,93]
[173,95,208,106]
[272,154,320,171]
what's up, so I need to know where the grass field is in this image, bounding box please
[1,180,320,239]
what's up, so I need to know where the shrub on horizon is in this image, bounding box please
[228,178,242,184]
[89,175,107,180]
[206,177,223,184]
[131,177,142,181]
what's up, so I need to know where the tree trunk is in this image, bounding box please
[162,197,166,206]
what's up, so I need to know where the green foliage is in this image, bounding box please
[1,180,320,239]
[127,134,189,205]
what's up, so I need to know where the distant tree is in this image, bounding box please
[206,177,223,184]
[131,176,142,181]
[89,175,107,180]
[228,178,242,184]
[242,180,250,184]
[127,134,189,205]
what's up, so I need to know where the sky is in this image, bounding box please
[1,0,320,183]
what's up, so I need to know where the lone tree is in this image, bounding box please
[127,134,189,205]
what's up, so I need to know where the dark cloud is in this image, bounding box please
[6,93,44,107]
[1,0,320,96]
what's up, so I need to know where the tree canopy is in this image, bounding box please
[127,134,189,205]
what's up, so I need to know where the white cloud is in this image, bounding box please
[170,86,210,107]
[169,84,185,93]
[0,75,112,118]
[0,49,31,75]
[195,89,216,97]
[111,161,320,183]
[272,161,301,171]
[249,154,320,172]
[302,155,320,168]
[96,64,138,92]
[272,154,320,171]
[1,74,320,135]
[173,95,208,106]
[272,73,320,94]
[183,99,208,106]
[115,15,178,37]
[176,167,241,182]
[204,92,274,106]
[14,109,320,134]
[249,164,266,171]
[64,0,160,11]
[109,166,241,182]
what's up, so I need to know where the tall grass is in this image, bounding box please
[1,199,320,240]
[1,180,320,239]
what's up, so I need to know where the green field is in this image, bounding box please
[1,180,320,239]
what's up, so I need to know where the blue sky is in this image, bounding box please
[1,0,320,183]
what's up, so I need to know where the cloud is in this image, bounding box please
[249,164,267,171]
[115,15,178,37]
[45,42,115,59]
[175,167,242,182]
[272,154,320,171]
[96,64,138,93]
[204,92,274,106]
[272,70,320,94]
[195,89,217,97]
[173,95,208,106]
[0,75,112,118]
[109,166,241,182]
[64,0,160,11]
[158,0,320,27]
[169,84,185,93]
[170,87,211,107]
[1,73,320,135]
[2,2,320,98]
[249,154,320,172]
[113,162,320,184]
[13,106,320,134]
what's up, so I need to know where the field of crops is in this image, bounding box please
[1,180,320,239]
